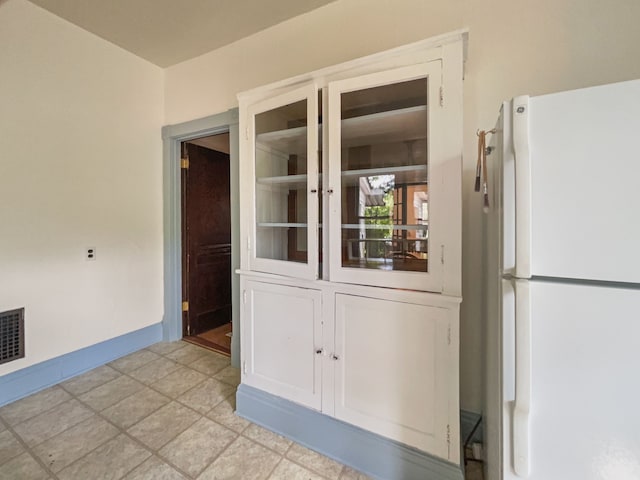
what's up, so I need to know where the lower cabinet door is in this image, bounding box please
[334,293,454,459]
[242,280,322,410]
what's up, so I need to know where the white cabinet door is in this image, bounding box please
[244,83,320,280]
[242,280,322,410]
[327,61,453,293]
[333,293,455,459]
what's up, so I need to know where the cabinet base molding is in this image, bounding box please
[236,384,464,480]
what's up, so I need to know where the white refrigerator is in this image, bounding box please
[483,79,640,480]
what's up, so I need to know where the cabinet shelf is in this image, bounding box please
[256,165,426,189]
[341,105,427,148]
[341,164,427,186]
[341,223,427,231]
[256,126,309,156]
[256,174,308,189]
[255,105,427,155]
[257,222,308,228]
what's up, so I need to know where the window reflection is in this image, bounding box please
[340,78,429,272]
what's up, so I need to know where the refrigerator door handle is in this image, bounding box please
[513,279,531,477]
[513,96,532,279]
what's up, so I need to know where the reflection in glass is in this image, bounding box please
[340,78,429,272]
[255,99,308,263]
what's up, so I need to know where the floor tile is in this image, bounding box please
[13,399,94,447]
[79,375,145,411]
[159,417,236,477]
[286,443,343,479]
[269,458,325,480]
[339,466,372,479]
[127,402,200,450]
[188,351,230,376]
[101,388,171,429]
[129,357,181,385]
[60,365,121,396]
[109,350,161,374]
[0,429,24,466]
[146,342,187,356]
[0,387,70,426]
[165,343,209,365]
[150,366,208,398]
[197,436,281,480]
[206,394,249,433]
[123,456,186,480]
[0,452,50,480]
[242,424,292,455]
[177,378,234,414]
[213,366,241,387]
[32,415,119,473]
[56,434,150,480]
[0,343,374,480]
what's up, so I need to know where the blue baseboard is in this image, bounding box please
[0,323,162,407]
[236,384,464,480]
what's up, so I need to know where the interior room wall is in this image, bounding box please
[164,0,640,413]
[0,0,164,376]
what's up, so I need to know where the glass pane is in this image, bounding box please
[255,99,308,263]
[340,78,428,272]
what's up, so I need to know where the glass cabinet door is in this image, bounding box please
[327,62,444,291]
[248,83,319,279]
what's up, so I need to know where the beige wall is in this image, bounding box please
[164,0,640,412]
[0,0,164,375]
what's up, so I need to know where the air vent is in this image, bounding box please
[0,308,25,365]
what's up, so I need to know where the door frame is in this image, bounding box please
[162,108,240,367]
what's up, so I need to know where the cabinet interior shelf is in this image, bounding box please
[257,222,308,228]
[256,174,308,188]
[255,105,427,155]
[255,164,427,189]
[341,164,427,186]
[341,224,427,231]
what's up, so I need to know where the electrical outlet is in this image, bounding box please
[86,247,96,261]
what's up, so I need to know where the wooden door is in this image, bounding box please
[182,142,231,336]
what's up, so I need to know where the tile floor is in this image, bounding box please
[0,341,484,480]
[0,342,373,480]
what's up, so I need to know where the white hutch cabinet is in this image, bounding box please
[238,32,465,466]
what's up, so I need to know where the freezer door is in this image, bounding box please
[503,279,640,480]
[511,79,640,282]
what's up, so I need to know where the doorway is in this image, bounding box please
[181,134,232,355]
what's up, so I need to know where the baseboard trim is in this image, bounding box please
[236,384,463,480]
[0,323,162,407]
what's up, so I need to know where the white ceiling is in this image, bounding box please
[28,0,338,67]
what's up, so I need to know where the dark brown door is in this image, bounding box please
[182,142,231,337]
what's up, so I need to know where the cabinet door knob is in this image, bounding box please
[315,348,323,355]
[332,354,339,361]
[327,188,334,194]
[311,189,317,193]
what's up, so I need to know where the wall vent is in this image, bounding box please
[0,308,25,365]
